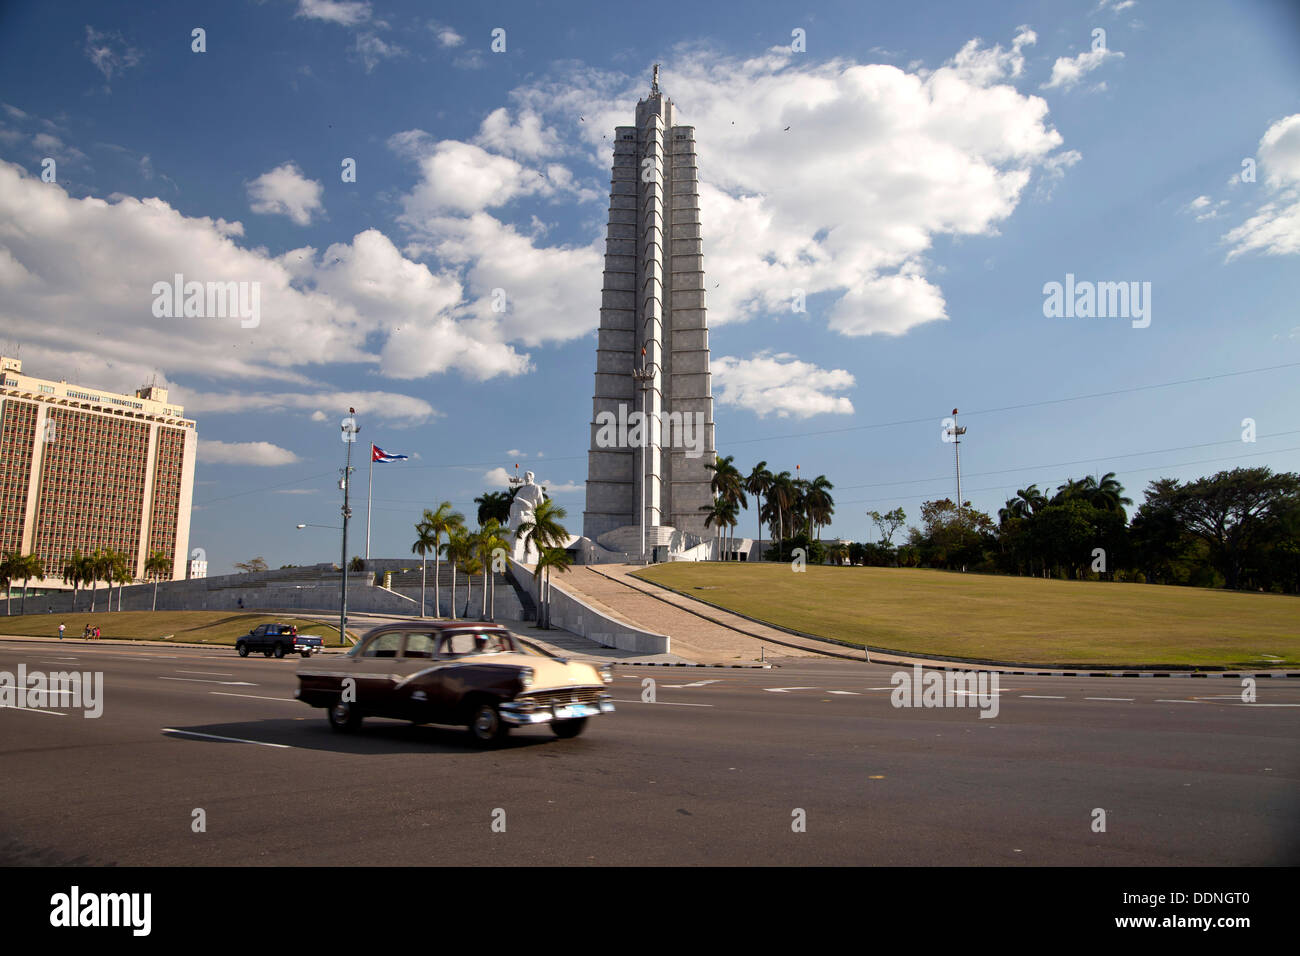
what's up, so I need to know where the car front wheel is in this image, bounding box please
[237,643,249,657]
[328,701,362,733]
[467,700,508,747]
[273,644,286,659]
[552,717,588,739]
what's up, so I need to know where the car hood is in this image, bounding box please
[482,652,604,690]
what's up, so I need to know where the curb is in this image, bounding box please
[610,661,773,669]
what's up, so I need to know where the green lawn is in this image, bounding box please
[633,563,1300,668]
[0,611,352,646]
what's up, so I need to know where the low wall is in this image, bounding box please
[507,558,670,655]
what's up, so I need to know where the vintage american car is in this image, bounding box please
[295,621,614,745]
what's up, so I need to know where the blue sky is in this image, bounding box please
[1,0,1298,573]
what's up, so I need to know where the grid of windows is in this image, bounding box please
[0,399,37,554]
[31,407,151,571]
[147,427,185,560]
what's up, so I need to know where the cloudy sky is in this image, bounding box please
[1,0,1298,573]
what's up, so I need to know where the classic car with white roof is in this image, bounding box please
[295,621,614,746]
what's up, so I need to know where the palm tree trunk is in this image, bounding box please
[420,556,427,618]
[89,583,95,612]
[20,580,28,616]
[152,579,158,612]
[450,564,457,621]
[72,585,78,613]
[433,550,441,619]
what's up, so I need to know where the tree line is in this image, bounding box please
[842,467,1299,593]
[0,549,173,614]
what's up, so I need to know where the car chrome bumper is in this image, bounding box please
[499,697,615,725]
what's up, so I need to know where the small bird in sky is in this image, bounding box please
[784,126,791,131]
[580,116,585,122]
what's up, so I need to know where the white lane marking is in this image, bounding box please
[1154,699,1202,704]
[663,680,722,688]
[211,692,296,703]
[610,699,713,707]
[828,690,860,695]
[1086,697,1135,702]
[162,728,291,748]
[176,670,233,676]
[39,661,82,665]
[1021,695,1066,699]
[158,677,257,686]
[1,704,67,716]
[764,687,818,693]
[1232,703,1300,707]
[41,657,78,661]
[120,654,179,659]
[866,687,895,691]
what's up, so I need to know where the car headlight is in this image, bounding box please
[599,666,613,684]
[519,666,534,688]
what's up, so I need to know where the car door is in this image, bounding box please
[249,624,267,651]
[352,631,406,717]
[391,632,443,722]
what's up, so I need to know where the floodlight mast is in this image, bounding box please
[945,408,968,525]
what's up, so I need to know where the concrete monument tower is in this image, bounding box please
[583,67,716,554]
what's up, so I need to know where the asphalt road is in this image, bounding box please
[1,640,1297,866]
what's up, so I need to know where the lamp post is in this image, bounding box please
[944,408,967,523]
[339,409,360,647]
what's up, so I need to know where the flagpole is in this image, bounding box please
[366,445,374,560]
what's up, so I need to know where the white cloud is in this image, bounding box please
[1042,47,1123,91]
[712,352,855,419]
[199,439,301,466]
[178,388,439,427]
[431,22,464,48]
[1224,114,1300,260]
[497,31,1071,338]
[295,0,371,27]
[246,162,324,226]
[0,161,531,388]
[355,32,405,72]
[1185,194,1227,222]
[1095,0,1136,11]
[84,26,141,83]
[483,467,578,494]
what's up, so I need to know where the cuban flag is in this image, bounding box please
[371,444,409,463]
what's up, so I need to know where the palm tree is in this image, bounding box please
[0,553,19,615]
[705,455,746,559]
[62,551,86,612]
[474,491,514,526]
[85,548,111,612]
[744,461,773,559]
[699,497,739,560]
[474,520,508,619]
[533,546,573,629]
[443,528,472,621]
[109,551,131,611]
[13,553,46,615]
[459,553,483,619]
[767,471,795,559]
[145,551,172,611]
[421,502,464,619]
[1088,472,1133,517]
[515,499,569,565]
[410,519,438,617]
[805,475,835,541]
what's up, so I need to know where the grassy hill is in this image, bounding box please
[0,611,350,646]
[633,563,1299,668]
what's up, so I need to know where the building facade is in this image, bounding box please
[0,356,196,586]
[583,69,717,549]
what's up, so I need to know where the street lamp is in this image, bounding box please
[296,523,338,531]
[339,408,361,648]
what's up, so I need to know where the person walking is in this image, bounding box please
[58,622,65,640]
[93,625,101,640]
[83,623,91,639]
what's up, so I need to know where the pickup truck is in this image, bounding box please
[236,623,323,659]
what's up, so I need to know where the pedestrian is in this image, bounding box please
[58,622,65,640]
[93,625,101,641]
[83,623,91,639]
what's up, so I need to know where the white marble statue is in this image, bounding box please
[508,471,547,561]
